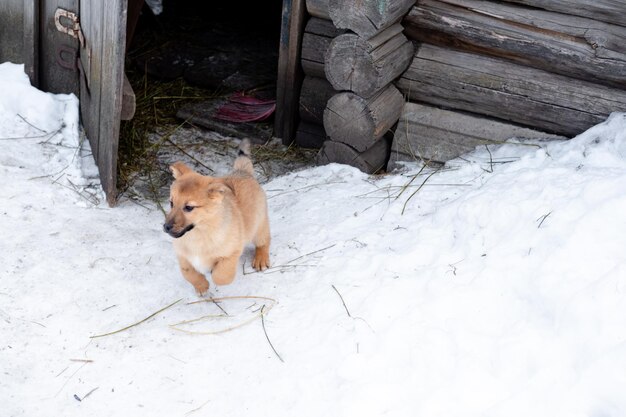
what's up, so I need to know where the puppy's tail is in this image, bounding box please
[233,139,254,176]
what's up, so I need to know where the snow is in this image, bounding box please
[2,62,626,417]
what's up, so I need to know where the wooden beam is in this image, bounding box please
[396,44,626,136]
[275,0,307,145]
[390,102,565,167]
[503,0,626,27]
[404,0,626,88]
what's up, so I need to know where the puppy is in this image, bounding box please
[163,140,270,294]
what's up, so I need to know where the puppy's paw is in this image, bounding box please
[252,248,270,271]
[194,279,210,296]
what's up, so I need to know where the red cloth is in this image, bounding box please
[214,92,276,123]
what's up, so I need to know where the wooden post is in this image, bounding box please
[328,0,415,39]
[396,44,626,136]
[325,24,414,98]
[324,84,404,152]
[275,0,307,145]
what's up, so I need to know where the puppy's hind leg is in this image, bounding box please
[252,216,271,271]
[178,256,209,296]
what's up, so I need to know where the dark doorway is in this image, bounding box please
[119,0,285,196]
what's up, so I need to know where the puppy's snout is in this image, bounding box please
[163,222,173,234]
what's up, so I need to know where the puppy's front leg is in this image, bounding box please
[177,256,209,295]
[252,217,271,271]
[211,253,240,286]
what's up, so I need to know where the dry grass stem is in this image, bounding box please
[261,304,284,363]
[171,296,277,335]
[331,285,352,318]
[90,298,183,338]
[401,166,443,215]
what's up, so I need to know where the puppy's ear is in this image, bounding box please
[207,182,233,201]
[170,162,194,179]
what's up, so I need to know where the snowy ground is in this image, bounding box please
[2,62,626,417]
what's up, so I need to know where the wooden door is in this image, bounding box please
[78,0,127,206]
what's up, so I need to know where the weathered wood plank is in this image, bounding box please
[299,76,337,124]
[503,0,626,27]
[316,137,390,174]
[301,17,343,78]
[98,0,127,205]
[39,0,80,95]
[324,84,404,152]
[275,0,307,144]
[78,0,127,205]
[390,102,566,167]
[396,44,626,136]
[23,0,40,85]
[328,0,415,38]
[0,0,23,64]
[79,0,102,164]
[325,25,414,98]
[404,0,626,87]
[295,121,327,148]
[306,0,330,19]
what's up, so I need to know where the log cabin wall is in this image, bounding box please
[391,0,626,167]
[296,0,626,173]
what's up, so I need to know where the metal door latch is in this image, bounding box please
[54,8,85,48]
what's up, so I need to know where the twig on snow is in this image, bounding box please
[0,126,62,141]
[17,114,48,134]
[74,387,99,402]
[401,166,443,215]
[331,285,352,318]
[90,298,182,338]
[171,296,276,335]
[267,181,345,200]
[536,211,552,228]
[244,244,336,275]
[261,305,284,363]
[185,398,211,416]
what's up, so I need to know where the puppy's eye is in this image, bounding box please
[183,205,194,213]
[169,200,173,208]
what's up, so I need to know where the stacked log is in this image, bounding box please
[392,0,626,166]
[389,102,566,169]
[328,0,416,38]
[302,0,414,173]
[324,24,414,98]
